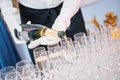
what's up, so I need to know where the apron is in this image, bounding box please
[19,3,86,63]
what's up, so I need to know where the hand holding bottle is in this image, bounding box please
[52,15,70,32]
[15,24,66,49]
[28,35,61,49]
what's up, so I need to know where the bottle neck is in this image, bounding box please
[58,31,66,38]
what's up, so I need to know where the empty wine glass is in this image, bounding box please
[16,60,33,75]
[22,63,34,80]
[74,32,87,45]
[30,65,42,80]
[60,37,73,48]
[5,71,21,80]
[47,43,60,52]
[40,50,50,72]
[0,66,15,80]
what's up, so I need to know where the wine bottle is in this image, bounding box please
[15,24,66,42]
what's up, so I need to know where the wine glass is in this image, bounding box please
[53,47,66,66]
[33,47,46,70]
[5,71,21,80]
[16,60,33,75]
[0,66,15,80]
[33,47,50,72]
[47,43,60,52]
[30,65,42,80]
[39,50,50,73]
[60,37,73,50]
[74,32,87,45]
[0,72,3,80]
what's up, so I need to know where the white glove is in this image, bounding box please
[28,36,61,49]
[52,15,70,31]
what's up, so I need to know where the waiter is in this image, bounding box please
[17,0,87,63]
[18,0,86,40]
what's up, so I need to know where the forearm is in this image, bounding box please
[59,0,82,20]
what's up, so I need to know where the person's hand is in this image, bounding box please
[28,35,61,49]
[52,15,70,31]
[52,21,67,31]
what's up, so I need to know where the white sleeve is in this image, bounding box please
[52,0,82,31]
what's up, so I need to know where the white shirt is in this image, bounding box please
[18,0,64,9]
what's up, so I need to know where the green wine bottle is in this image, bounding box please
[15,24,66,41]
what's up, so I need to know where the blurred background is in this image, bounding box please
[81,0,120,30]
